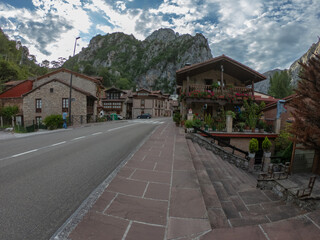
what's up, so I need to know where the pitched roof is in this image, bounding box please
[0,80,33,98]
[176,54,266,86]
[23,78,97,99]
[36,68,102,85]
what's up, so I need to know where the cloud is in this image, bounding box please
[0,0,319,72]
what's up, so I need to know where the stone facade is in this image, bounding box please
[23,80,89,125]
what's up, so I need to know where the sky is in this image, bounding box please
[0,0,319,73]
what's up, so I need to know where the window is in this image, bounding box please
[62,98,69,112]
[50,88,54,93]
[204,79,213,85]
[141,99,145,107]
[107,92,120,99]
[35,99,42,113]
[36,116,42,125]
[103,102,121,109]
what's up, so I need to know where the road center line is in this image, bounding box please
[92,132,103,136]
[72,136,86,141]
[50,141,66,147]
[107,123,139,132]
[11,149,38,158]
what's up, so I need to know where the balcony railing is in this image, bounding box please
[188,84,253,96]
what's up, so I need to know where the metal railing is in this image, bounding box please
[187,85,253,96]
[193,126,249,157]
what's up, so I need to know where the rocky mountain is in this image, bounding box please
[288,39,320,85]
[64,28,212,93]
[254,69,283,93]
[254,39,320,94]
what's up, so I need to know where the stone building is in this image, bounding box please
[0,80,33,125]
[22,79,97,126]
[22,68,103,126]
[132,89,169,118]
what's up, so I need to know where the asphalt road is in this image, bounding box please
[0,119,165,240]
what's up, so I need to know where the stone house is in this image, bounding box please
[100,87,133,119]
[0,80,33,125]
[263,94,320,175]
[22,79,97,126]
[132,89,169,118]
[176,54,266,118]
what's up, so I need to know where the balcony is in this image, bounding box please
[180,84,254,103]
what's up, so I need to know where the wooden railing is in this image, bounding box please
[187,84,253,96]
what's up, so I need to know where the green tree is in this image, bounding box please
[0,105,19,122]
[83,64,96,76]
[268,71,293,98]
[116,77,131,90]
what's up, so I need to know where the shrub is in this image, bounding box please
[43,114,63,130]
[262,137,272,152]
[173,112,181,124]
[185,120,193,128]
[226,110,236,118]
[249,138,259,153]
[192,118,202,128]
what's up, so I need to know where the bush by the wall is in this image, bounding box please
[43,114,63,130]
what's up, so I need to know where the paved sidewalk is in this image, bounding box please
[64,121,211,240]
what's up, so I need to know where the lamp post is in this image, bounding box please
[69,36,80,125]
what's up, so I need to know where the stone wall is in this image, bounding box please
[186,132,250,170]
[34,71,97,97]
[23,80,87,125]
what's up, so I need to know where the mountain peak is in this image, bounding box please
[145,28,178,42]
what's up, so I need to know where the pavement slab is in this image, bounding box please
[125,222,165,240]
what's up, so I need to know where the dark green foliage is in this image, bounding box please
[262,137,272,151]
[243,98,265,129]
[173,112,181,124]
[184,120,193,128]
[268,71,293,98]
[43,114,63,130]
[0,29,48,91]
[0,105,19,121]
[249,138,259,153]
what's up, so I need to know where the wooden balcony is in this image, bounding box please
[180,84,254,103]
[187,84,253,96]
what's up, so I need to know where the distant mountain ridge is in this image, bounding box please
[64,28,213,93]
[255,39,320,94]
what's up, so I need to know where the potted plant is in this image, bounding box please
[184,119,194,133]
[248,138,259,158]
[237,122,246,132]
[173,112,181,126]
[262,137,272,157]
[257,120,266,133]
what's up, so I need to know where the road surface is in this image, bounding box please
[0,119,165,240]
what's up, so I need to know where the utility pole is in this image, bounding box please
[68,37,80,125]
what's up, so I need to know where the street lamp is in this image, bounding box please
[69,36,80,125]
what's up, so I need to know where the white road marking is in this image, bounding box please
[92,132,103,136]
[11,149,38,158]
[50,141,66,147]
[107,123,138,132]
[72,136,86,141]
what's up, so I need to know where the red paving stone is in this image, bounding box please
[91,191,117,213]
[125,222,165,240]
[130,169,171,184]
[200,225,267,240]
[261,216,320,240]
[170,188,207,218]
[69,212,129,240]
[105,194,168,225]
[106,177,147,197]
[144,182,170,200]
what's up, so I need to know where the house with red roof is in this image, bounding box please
[22,68,103,126]
[0,80,33,125]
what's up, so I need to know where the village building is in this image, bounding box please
[0,80,33,125]
[132,89,169,118]
[100,87,133,119]
[22,79,97,126]
[21,68,103,126]
[176,55,279,158]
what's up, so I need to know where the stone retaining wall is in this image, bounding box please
[186,132,250,170]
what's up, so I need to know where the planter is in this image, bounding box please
[259,128,264,133]
[248,152,256,158]
[264,151,271,158]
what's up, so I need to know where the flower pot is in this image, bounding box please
[248,152,256,158]
[264,151,271,158]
